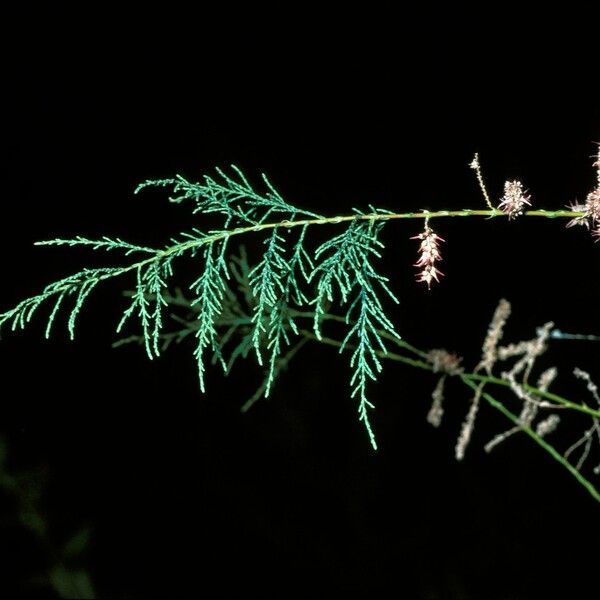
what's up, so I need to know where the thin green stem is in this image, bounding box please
[292,311,429,359]
[462,372,600,418]
[297,326,600,418]
[297,329,435,371]
[32,208,586,301]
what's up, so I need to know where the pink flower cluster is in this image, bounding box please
[412,225,444,289]
[567,147,600,237]
[497,180,531,219]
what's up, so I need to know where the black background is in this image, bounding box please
[1,3,599,598]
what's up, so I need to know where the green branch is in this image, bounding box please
[1,161,598,502]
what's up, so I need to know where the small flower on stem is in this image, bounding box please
[498,180,531,219]
[411,220,444,289]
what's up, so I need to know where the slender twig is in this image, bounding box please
[29,208,586,298]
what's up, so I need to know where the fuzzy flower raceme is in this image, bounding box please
[498,180,531,219]
[570,191,600,231]
[411,223,444,289]
[566,191,600,231]
[566,147,600,236]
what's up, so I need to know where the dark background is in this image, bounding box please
[1,3,599,598]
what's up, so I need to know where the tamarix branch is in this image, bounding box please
[2,145,600,502]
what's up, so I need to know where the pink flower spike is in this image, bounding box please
[568,149,600,236]
[566,201,589,229]
[411,225,444,289]
[415,265,444,288]
[586,189,600,225]
[566,189,600,230]
[497,180,531,219]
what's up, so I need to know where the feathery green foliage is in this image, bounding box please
[189,239,229,391]
[0,166,398,447]
[248,223,313,396]
[311,219,399,448]
[135,165,321,224]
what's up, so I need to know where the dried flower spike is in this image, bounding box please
[469,153,493,209]
[536,415,560,438]
[455,384,482,461]
[498,180,531,219]
[476,298,511,375]
[411,222,444,289]
[427,376,446,428]
[426,348,463,375]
